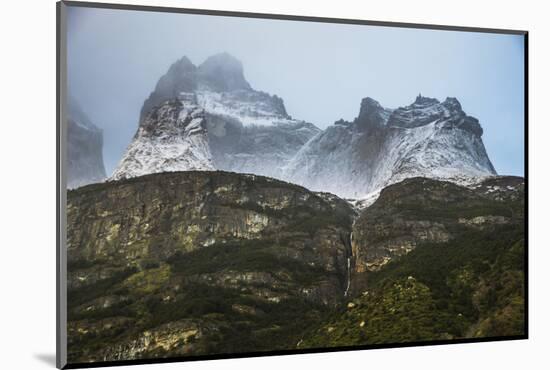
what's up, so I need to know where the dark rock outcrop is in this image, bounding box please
[140,57,198,122]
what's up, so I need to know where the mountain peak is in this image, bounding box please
[360,97,382,112]
[413,94,440,106]
[387,95,465,129]
[198,52,251,92]
[169,56,196,72]
[442,96,463,111]
[161,56,197,86]
[112,97,214,181]
[355,97,388,131]
[286,94,496,198]
[201,52,242,67]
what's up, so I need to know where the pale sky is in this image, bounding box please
[67,5,525,176]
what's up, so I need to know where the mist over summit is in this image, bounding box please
[114,53,320,184]
[111,53,497,201]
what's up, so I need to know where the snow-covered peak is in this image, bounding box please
[115,53,321,182]
[413,94,440,106]
[387,95,481,136]
[111,96,214,181]
[388,95,446,128]
[118,56,497,204]
[283,94,497,200]
[140,53,293,128]
[442,96,462,111]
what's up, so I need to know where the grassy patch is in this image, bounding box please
[122,265,171,294]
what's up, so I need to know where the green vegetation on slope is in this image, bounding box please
[66,173,525,361]
[301,177,525,348]
[166,239,335,285]
[301,224,525,347]
[66,171,354,362]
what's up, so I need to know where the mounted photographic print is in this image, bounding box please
[56,1,528,368]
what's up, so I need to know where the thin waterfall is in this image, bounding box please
[344,231,353,297]
[344,257,351,297]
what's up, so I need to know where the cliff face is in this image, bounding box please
[351,176,524,276]
[67,172,524,361]
[67,171,355,362]
[301,176,525,348]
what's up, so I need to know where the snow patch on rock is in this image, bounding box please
[111,95,214,180]
[283,95,496,199]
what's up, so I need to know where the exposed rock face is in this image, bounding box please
[115,53,320,181]
[351,176,524,276]
[67,96,106,188]
[67,173,524,361]
[98,320,211,361]
[284,95,496,198]
[139,56,198,122]
[67,170,355,362]
[300,177,525,348]
[111,96,214,180]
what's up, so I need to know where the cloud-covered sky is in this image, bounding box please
[67,6,525,176]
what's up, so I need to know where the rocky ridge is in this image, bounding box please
[284,95,497,199]
[112,54,497,203]
[113,53,320,181]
